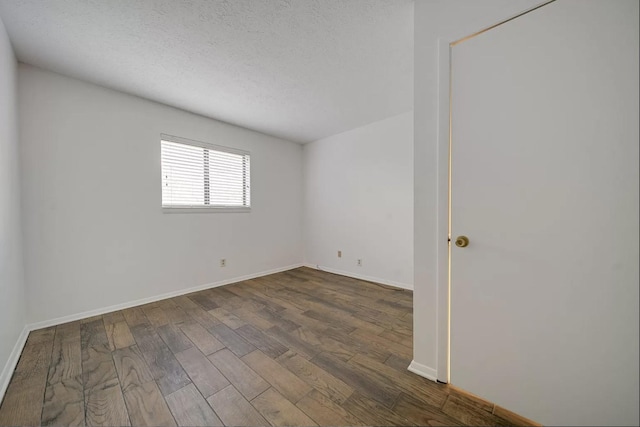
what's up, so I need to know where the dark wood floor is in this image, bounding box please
[0,267,537,426]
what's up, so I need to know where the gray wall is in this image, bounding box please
[0,15,27,394]
[19,64,304,325]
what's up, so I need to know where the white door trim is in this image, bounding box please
[435,37,452,383]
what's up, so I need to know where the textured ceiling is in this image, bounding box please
[0,0,413,143]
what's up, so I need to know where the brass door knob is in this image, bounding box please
[455,236,469,248]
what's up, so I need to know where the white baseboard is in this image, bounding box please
[303,263,413,291]
[0,325,30,401]
[408,360,438,382]
[28,263,304,331]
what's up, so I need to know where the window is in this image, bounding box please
[161,134,250,211]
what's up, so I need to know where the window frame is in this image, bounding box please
[160,133,251,213]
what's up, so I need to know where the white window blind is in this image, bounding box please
[161,135,250,210]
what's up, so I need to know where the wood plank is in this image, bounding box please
[277,351,353,404]
[247,275,287,289]
[307,270,407,304]
[344,295,408,321]
[80,315,103,325]
[354,310,413,337]
[279,307,330,332]
[175,347,229,398]
[42,384,85,427]
[265,325,320,359]
[208,323,256,357]
[165,383,223,427]
[81,342,128,426]
[349,353,448,407]
[310,351,399,408]
[42,322,84,426]
[81,343,119,391]
[256,290,304,313]
[325,326,391,362]
[101,310,125,325]
[122,307,149,327]
[384,353,412,373]
[172,295,200,311]
[84,384,130,426]
[494,404,542,427]
[180,304,221,330]
[255,307,300,332]
[251,388,317,427]
[206,385,268,427]
[80,319,109,349]
[26,326,57,344]
[150,347,193,396]
[122,381,177,426]
[293,272,399,307]
[0,381,44,426]
[251,287,308,312]
[14,327,55,368]
[350,327,413,359]
[441,394,510,426]
[375,297,413,312]
[47,323,82,384]
[207,349,269,400]
[105,321,136,351]
[296,389,365,426]
[380,328,413,348]
[239,283,290,312]
[143,306,171,328]
[204,282,244,307]
[130,324,191,396]
[157,323,193,354]
[237,298,270,312]
[208,307,246,329]
[235,324,288,358]
[0,332,55,426]
[224,286,266,307]
[179,322,224,355]
[188,293,219,311]
[342,391,415,426]
[283,287,364,322]
[186,307,221,330]
[112,345,154,393]
[222,281,252,294]
[302,286,411,335]
[393,392,460,427]
[294,281,361,308]
[163,305,191,324]
[287,322,323,346]
[54,321,81,340]
[233,306,274,330]
[291,325,355,362]
[241,349,312,403]
[292,285,400,333]
[288,292,384,334]
[448,386,495,414]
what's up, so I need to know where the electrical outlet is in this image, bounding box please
[220,258,226,267]
[338,250,342,258]
[357,259,362,267]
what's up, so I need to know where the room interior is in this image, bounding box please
[0,1,638,426]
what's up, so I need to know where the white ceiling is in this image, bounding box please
[0,0,414,143]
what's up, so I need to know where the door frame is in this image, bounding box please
[434,1,555,384]
[435,37,451,383]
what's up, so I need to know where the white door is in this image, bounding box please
[450,1,639,426]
